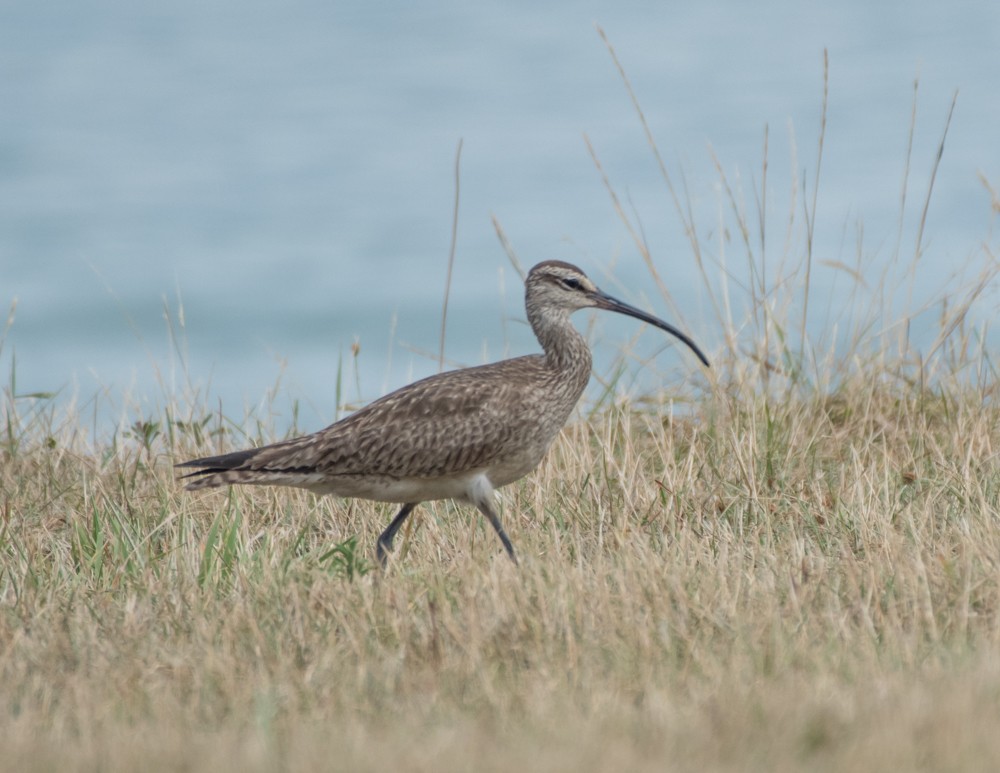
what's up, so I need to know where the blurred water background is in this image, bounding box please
[2,0,998,433]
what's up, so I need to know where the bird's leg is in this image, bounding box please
[377,502,418,568]
[472,497,519,566]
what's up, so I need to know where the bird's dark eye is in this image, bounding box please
[560,277,582,291]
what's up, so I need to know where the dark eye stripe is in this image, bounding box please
[560,277,582,290]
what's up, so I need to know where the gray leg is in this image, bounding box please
[472,497,518,566]
[377,502,417,567]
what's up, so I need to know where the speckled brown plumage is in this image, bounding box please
[177,260,709,566]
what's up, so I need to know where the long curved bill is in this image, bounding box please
[592,289,710,368]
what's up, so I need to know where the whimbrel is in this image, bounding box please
[177,261,709,566]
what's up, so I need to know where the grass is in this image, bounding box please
[3,54,1000,770]
[6,367,1000,772]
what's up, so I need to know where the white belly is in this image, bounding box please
[304,469,489,503]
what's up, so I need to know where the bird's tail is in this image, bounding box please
[175,448,264,490]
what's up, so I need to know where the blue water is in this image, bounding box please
[2,0,998,431]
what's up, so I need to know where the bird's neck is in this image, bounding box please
[528,306,593,385]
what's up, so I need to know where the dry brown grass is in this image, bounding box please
[4,339,1000,771]
[4,57,1000,770]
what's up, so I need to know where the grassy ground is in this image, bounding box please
[4,57,1000,770]
[4,362,1000,772]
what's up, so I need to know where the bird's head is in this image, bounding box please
[525,260,710,368]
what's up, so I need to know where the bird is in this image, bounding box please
[176,260,709,566]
